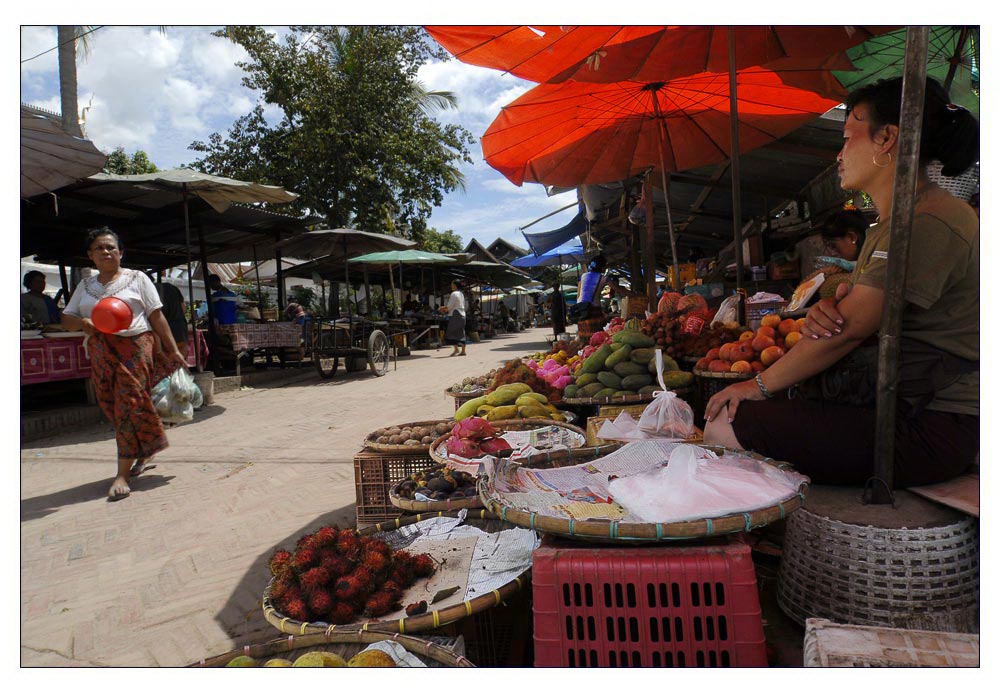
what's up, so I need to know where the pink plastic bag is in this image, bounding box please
[637,349,694,437]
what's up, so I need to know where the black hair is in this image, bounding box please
[23,270,45,288]
[821,210,869,246]
[451,279,464,290]
[845,77,979,177]
[85,226,121,252]
[208,274,222,285]
[587,254,607,273]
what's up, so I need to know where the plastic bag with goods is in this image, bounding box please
[608,444,806,523]
[711,294,741,326]
[153,368,202,424]
[636,350,694,437]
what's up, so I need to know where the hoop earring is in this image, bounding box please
[873,151,893,168]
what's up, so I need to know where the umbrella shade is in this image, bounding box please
[511,240,586,267]
[347,249,458,265]
[483,69,842,187]
[276,229,415,261]
[445,260,530,289]
[20,106,107,198]
[522,209,589,256]
[426,25,893,84]
[834,26,980,116]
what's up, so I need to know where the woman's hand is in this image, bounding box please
[803,282,851,339]
[704,379,765,424]
[80,318,97,336]
[168,349,189,369]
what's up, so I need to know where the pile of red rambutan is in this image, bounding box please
[267,526,436,625]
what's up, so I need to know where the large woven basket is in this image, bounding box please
[480,444,809,542]
[428,418,587,469]
[445,388,486,413]
[193,630,473,667]
[263,511,531,637]
[364,420,454,454]
[778,501,980,633]
[692,367,754,419]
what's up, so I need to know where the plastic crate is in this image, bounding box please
[532,535,767,667]
[352,449,438,527]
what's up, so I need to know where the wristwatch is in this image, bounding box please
[755,373,773,399]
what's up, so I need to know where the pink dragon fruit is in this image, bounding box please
[553,375,572,390]
[589,331,608,347]
[451,417,498,440]
[543,359,560,371]
[447,436,484,458]
[479,437,513,455]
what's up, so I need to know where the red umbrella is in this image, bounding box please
[426,25,894,84]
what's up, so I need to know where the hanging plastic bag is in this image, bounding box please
[711,294,741,326]
[153,368,202,424]
[636,350,695,438]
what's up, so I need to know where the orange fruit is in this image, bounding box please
[751,334,776,353]
[760,345,786,366]
[785,331,802,349]
[730,360,752,374]
[760,314,781,329]
[739,331,755,342]
[778,318,797,336]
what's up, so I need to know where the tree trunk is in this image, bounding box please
[57,26,82,137]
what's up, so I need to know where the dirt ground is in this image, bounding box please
[19,328,552,666]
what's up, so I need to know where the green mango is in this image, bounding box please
[613,331,655,348]
[581,344,613,374]
[593,387,618,399]
[579,382,604,397]
[575,372,598,387]
[454,395,489,421]
[563,384,580,398]
[630,348,656,364]
[638,385,658,397]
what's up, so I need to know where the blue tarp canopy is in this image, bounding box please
[521,209,588,256]
[511,240,586,268]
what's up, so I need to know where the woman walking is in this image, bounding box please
[61,228,188,500]
[439,279,468,356]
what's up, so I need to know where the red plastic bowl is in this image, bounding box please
[92,297,133,334]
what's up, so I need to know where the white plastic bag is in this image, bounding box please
[711,294,740,326]
[153,368,202,424]
[608,444,805,523]
[636,350,694,438]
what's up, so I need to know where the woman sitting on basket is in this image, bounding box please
[60,227,188,500]
[704,77,979,488]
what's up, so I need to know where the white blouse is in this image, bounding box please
[446,290,466,317]
[64,269,163,337]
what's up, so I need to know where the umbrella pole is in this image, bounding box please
[650,89,681,298]
[943,27,971,92]
[182,186,201,372]
[363,266,371,318]
[387,267,396,316]
[643,178,658,311]
[728,28,746,324]
[252,244,264,320]
[57,260,69,302]
[196,219,220,374]
[343,235,351,322]
[871,26,930,504]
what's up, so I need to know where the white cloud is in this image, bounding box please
[19,26,58,76]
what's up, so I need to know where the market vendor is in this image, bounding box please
[20,270,61,327]
[569,254,607,324]
[401,293,422,314]
[704,77,979,489]
[800,210,870,303]
[208,274,239,325]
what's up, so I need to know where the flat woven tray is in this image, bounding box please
[445,388,486,400]
[693,367,756,381]
[263,511,530,636]
[428,418,588,469]
[479,444,809,542]
[364,420,454,454]
[389,466,483,512]
[193,630,473,667]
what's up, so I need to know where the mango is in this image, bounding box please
[563,384,580,398]
[454,395,488,421]
[622,374,654,391]
[613,390,636,397]
[476,405,495,416]
[579,382,604,397]
[612,331,655,348]
[518,392,549,405]
[575,373,598,387]
[638,385,658,397]
[518,405,550,418]
[597,371,623,390]
[613,361,646,377]
[664,371,694,388]
[486,405,519,421]
[485,383,532,406]
[226,655,258,667]
[604,344,632,368]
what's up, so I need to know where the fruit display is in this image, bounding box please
[267,525,437,625]
[370,421,454,446]
[694,315,805,374]
[447,370,496,394]
[444,417,514,459]
[454,385,566,422]
[640,291,740,360]
[486,359,564,404]
[393,465,479,501]
[224,647,397,667]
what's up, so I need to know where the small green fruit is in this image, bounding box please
[292,652,327,667]
[225,655,257,667]
[262,658,293,667]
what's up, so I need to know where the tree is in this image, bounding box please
[412,226,463,254]
[57,26,82,137]
[103,147,159,175]
[188,26,474,237]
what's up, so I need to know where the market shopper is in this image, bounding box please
[439,279,467,356]
[20,270,61,326]
[704,77,979,488]
[208,274,239,325]
[60,228,188,500]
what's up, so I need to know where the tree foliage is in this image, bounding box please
[188,26,474,237]
[412,226,463,254]
[103,146,159,175]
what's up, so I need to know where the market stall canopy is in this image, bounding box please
[521,209,588,256]
[511,240,586,268]
[445,260,531,289]
[347,249,459,265]
[20,105,107,198]
[276,228,415,261]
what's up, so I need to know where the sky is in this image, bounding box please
[18,25,580,256]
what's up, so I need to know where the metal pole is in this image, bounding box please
[252,244,264,320]
[182,185,202,372]
[643,178,657,312]
[649,88,681,296]
[363,265,372,318]
[943,27,970,92]
[343,235,351,322]
[274,232,285,311]
[871,25,930,504]
[728,28,746,321]
[57,260,69,300]
[196,219,219,373]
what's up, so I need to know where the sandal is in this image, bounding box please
[130,460,157,477]
[107,489,131,502]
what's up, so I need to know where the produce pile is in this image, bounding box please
[444,417,514,459]
[225,649,396,667]
[486,359,564,404]
[639,291,743,360]
[447,370,496,394]
[393,465,479,501]
[455,383,566,422]
[565,318,693,399]
[694,315,804,374]
[370,421,454,446]
[267,525,436,625]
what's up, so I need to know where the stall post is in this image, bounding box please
[181,185,202,372]
[871,26,930,504]
[649,87,681,298]
[643,178,657,309]
[363,265,372,318]
[274,232,285,311]
[196,219,220,373]
[57,261,69,302]
[728,28,746,325]
[252,244,265,319]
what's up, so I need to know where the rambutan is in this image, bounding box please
[282,597,309,622]
[322,554,355,578]
[312,526,339,548]
[329,601,356,625]
[411,553,436,578]
[308,589,334,616]
[363,538,392,558]
[268,576,294,602]
[291,546,319,572]
[381,580,401,600]
[269,549,292,577]
[336,532,362,559]
[360,549,389,574]
[295,532,318,552]
[299,566,331,594]
[334,574,364,601]
[390,564,413,588]
[364,590,397,618]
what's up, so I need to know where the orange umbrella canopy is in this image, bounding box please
[426,25,895,84]
[482,68,843,187]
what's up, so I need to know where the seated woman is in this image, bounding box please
[20,270,61,327]
[704,77,979,488]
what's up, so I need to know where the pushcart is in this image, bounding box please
[307,316,394,379]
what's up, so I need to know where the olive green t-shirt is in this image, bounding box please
[850,185,979,416]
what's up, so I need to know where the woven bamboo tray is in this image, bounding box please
[479,445,809,542]
[263,511,531,636]
[428,418,588,468]
[193,630,474,667]
[364,420,454,454]
[445,388,487,413]
[389,465,483,512]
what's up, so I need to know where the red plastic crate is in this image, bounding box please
[532,535,767,667]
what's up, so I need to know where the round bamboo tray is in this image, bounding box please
[479,445,809,542]
[193,630,474,667]
[445,388,487,411]
[389,465,483,512]
[364,420,455,454]
[428,418,588,468]
[263,510,530,636]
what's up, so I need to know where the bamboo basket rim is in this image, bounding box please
[427,418,587,468]
[263,510,530,637]
[388,465,483,512]
[363,420,454,454]
[193,629,474,667]
[444,387,486,398]
[693,367,756,381]
[479,445,810,542]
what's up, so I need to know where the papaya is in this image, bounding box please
[604,344,632,368]
[612,331,655,348]
[661,356,680,372]
[486,405,519,421]
[581,344,613,373]
[609,342,626,351]
[579,382,604,397]
[563,384,580,398]
[664,371,694,388]
[476,405,495,416]
[630,348,655,364]
[518,405,550,418]
[621,374,654,390]
[597,371,623,390]
[613,361,646,377]
[613,390,636,398]
[454,395,489,421]
[593,387,618,399]
[485,383,532,406]
[518,392,549,405]
[638,385,658,397]
[575,372,598,387]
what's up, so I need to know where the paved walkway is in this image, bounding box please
[20,329,551,666]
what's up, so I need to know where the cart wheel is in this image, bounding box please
[313,353,339,379]
[367,330,390,376]
[311,331,339,379]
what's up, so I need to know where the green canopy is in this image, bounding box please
[347,249,458,264]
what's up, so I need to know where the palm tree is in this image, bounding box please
[57,26,83,137]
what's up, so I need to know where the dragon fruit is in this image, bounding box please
[479,437,513,455]
[589,331,608,347]
[451,417,498,440]
[446,436,483,458]
[552,374,572,390]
